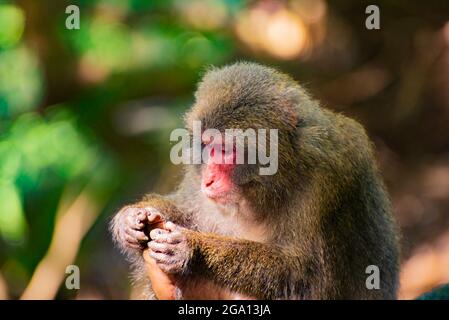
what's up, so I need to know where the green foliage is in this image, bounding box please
[0,4,25,49]
[64,18,233,73]
[68,19,133,71]
[0,110,109,245]
[0,182,25,243]
[0,47,43,119]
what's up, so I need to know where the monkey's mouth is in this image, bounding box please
[201,183,237,205]
[202,183,225,200]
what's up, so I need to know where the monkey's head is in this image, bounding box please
[185,62,306,214]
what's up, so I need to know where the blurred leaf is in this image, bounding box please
[0,110,102,196]
[128,0,172,11]
[177,33,233,68]
[86,156,120,203]
[130,27,179,68]
[69,19,132,72]
[0,4,25,49]
[7,111,97,187]
[0,140,20,182]
[0,182,26,243]
[0,47,43,119]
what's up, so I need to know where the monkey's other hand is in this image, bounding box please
[148,222,192,275]
[116,206,154,250]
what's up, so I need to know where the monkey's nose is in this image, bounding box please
[204,178,214,188]
[203,166,218,189]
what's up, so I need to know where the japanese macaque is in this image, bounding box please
[111,62,399,299]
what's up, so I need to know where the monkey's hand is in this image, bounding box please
[147,222,192,275]
[113,206,165,251]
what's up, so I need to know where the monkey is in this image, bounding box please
[111,62,400,300]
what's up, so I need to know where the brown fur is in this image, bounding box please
[111,62,400,299]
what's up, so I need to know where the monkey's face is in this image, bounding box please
[197,131,292,210]
[200,138,242,205]
[187,62,303,208]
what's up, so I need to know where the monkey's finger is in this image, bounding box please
[164,221,180,232]
[136,210,148,222]
[124,234,142,248]
[146,207,162,216]
[126,212,145,229]
[148,241,175,255]
[151,231,184,244]
[123,207,145,217]
[124,233,139,244]
[125,228,148,242]
[130,221,145,231]
[147,210,164,224]
[149,250,171,264]
[149,228,170,240]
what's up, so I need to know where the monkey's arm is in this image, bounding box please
[149,225,307,300]
[190,232,304,299]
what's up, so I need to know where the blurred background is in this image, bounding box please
[0,0,448,300]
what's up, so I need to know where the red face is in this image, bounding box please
[201,141,238,204]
